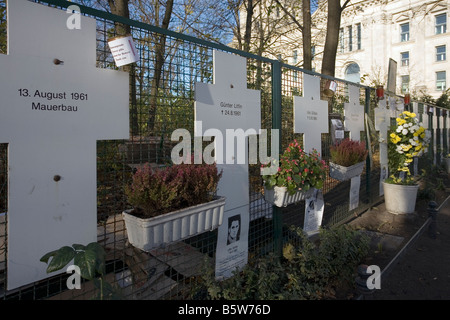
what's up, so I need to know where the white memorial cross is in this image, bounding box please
[195,50,261,279]
[0,0,129,289]
[344,85,365,210]
[293,73,329,156]
[293,74,327,235]
[344,85,365,141]
[374,98,389,195]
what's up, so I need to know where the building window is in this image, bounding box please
[401,52,409,66]
[401,75,409,93]
[400,23,409,42]
[293,50,298,64]
[339,28,344,53]
[436,71,446,91]
[311,46,315,60]
[345,63,360,83]
[356,23,361,50]
[435,14,447,34]
[436,45,446,61]
[348,26,353,51]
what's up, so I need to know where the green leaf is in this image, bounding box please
[72,243,86,251]
[40,250,59,264]
[315,180,324,189]
[43,246,76,274]
[268,177,276,187]
[74,249,97,280]
[87,242,106,276]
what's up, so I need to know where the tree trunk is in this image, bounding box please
[302,0,312,71]
[147,0,174,133]
[108,0,139,136]
[243,0,254,52]
[321,0,346,77]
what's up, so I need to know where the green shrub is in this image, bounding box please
[196,225,370,300]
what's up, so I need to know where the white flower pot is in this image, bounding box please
[382,182,419,215]
[264,186,313,207]
[123,196,225,252]
[329,161,365,181]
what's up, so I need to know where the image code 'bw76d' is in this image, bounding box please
[177,304,271,317]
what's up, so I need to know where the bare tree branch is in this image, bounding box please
[273,0,304,31]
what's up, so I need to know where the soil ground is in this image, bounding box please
[339,168,450,300]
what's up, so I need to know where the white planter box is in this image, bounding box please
[329,161,365,181]
[123,196,225,252]
[264,186,313,207]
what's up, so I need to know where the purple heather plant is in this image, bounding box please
[330,138,368,167]
[125,158,222,218]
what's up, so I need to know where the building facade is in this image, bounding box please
[260,0,449,99]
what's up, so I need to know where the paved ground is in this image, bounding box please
[340,167,450,301]
[371,197,450,300]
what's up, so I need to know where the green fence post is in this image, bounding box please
[442,110,448,158]
[364,87,371,202]
[436,108,441,166]
[428,107,434,161]
[271,60,283,256]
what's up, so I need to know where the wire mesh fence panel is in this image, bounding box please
[0,143,6,293]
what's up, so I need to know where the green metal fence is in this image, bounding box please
[0,0,448,300]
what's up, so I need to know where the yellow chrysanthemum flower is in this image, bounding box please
[401,144,412,151]
[396,118,407,125]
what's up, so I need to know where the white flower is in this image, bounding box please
[402,128,408,135]
[396,125,403,133]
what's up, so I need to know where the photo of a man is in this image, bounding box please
[227,214,241,245]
